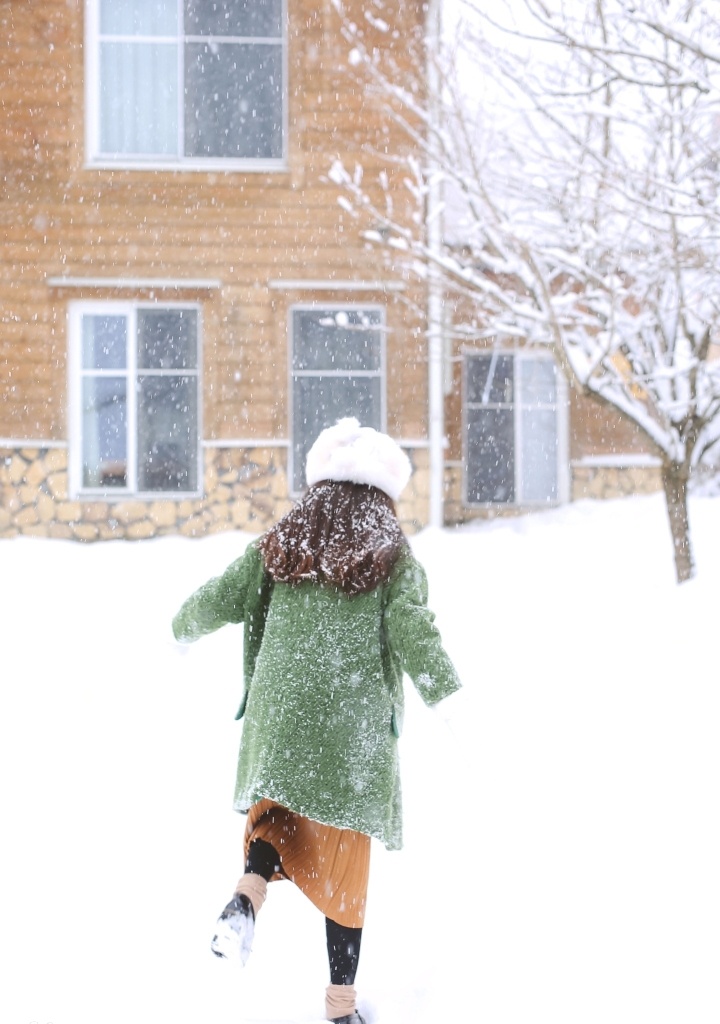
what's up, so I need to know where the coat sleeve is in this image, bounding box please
[172,543,263,643]
[382,550,462,707]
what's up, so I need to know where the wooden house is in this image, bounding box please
[0,0,660,542]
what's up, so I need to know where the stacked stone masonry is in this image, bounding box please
[440,462,661,527]
[571,464,662,500]
[0,446,428,541]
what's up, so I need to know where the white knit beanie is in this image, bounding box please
[305,417,412,501]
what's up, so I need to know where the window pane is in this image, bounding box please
[82,315,126,370]
[466,407,515,503]
[521,408,558,502]
[186,0,283,37]
[293,309,382,372]
[519,357,557,406]
[100,0,178,35]
[137,376,198,492]
[466,353,514,405]
[184,42,283,159]
[138,309,198,369]
[100,41,178,155]
[292,376,382,492]
[82,377,127,488]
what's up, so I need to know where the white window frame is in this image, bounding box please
[288,303,387,495]
[84,0,288,172]
[462,348,569,508]
[68,299,203,499]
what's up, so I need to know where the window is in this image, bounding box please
[290,306,385,493]
[86,0,286,168]
[464,351,565,505]
[69,303,200,496]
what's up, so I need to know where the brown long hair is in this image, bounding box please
[258,480,407,595]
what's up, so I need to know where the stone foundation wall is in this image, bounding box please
[442,459,662,525]
[571,461,662,500]
[0,445,428,541]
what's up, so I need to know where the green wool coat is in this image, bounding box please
[172,541,461,851]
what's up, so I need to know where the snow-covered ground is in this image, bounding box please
[2,492,718,1024]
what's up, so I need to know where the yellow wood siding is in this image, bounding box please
[1,0,429,445]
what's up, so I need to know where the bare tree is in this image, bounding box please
[329,0,720,582]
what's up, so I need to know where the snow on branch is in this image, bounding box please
[329,0,720,480]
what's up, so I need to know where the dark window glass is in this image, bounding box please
[466,407,515,504]
[292,309,382,372]
[184,42,283,159]
[137,375,198,492]
[466,353,514,405]
[185,0,282,37]
[138,309,198,369]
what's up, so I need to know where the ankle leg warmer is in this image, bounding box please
[325,983,357,1021]
[234,873,268,920]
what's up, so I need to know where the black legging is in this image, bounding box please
[246,837,282,879]
[325,915,362,985]
[246,838,363,985]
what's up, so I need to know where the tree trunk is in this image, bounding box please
[661,461,695,584]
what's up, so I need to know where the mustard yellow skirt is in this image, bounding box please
[244,799,371,928]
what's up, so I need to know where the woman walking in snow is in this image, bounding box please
[172,418,461,1024]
